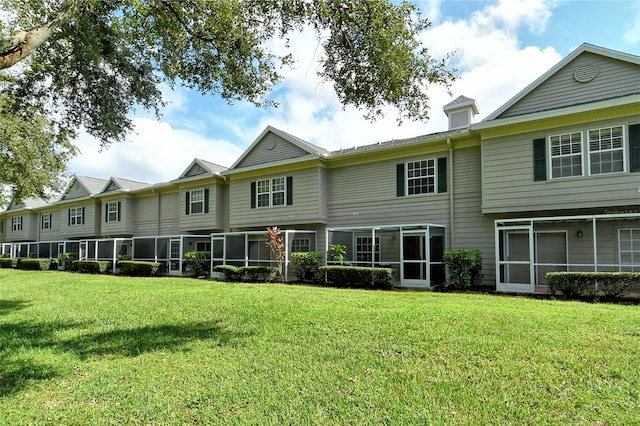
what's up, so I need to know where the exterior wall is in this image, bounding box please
[159,191,180,236]
[179,182,225,233]
[235,133,309,169]
[3,212,38,242]
[100,196,135,237]
[229,167,328,229]
[482,115,640,214]
[499,52,640,118]
[132,190,180,237]
[38,209,62,242]
[57,201,101,239]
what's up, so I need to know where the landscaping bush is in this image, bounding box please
[213,265,244,282]
[185,251,211,277]
[290,252,323,282]
[443,249,483,289]
[243,266,278,282]
[118,260,161,277]
[16,258,52,271]
[75,260,111,274]
[547,272,640,299]
[319,266,393,289]
[0,257,16,268]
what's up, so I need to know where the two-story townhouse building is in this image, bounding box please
[1,43,638,292]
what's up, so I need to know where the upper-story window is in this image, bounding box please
[550,132,583,179]
[252,177,292,208]
[397,158,447,196]
[106,201,121,222]
[588,126,624,175]
[69,207,84,226]
[41,213,51,230]
[12,216,22,232]
[185,189,209,215]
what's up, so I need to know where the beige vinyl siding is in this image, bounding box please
[133,192,180,237]
[229,168,327,229]
[451,146,496,284]
[63,183,90,200]
[482,117,640,214]
[327,155,450,228]
[101,197,135,236]
[179,184,223,233]
[499,53,640,118]
[218,185,230,232]
[38,210,62,242]
[235,134,310,169]
[5,212,38,242]
[60,202,100,239]
[159,192,179,236]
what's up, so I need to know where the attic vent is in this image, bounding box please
[574,64,598,83]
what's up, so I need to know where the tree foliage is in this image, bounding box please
[0,0,456,204]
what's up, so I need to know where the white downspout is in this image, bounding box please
[447,139,454,250]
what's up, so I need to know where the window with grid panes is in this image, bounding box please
[619,229,640,272]
[407,159,435,195]
[257,179,270,207]
[588,126,624,175]
[41,213,51,229]
[12,216,22,232]
[291,238,311,253]
[356,236,380,264]
[550,132,583,178]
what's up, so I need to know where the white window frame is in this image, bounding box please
[619,228,640,272]
[549,131,583,179]
[256,177,286,208]
[106,202,119,222]
[587,126,626,175]
[406,159,436,195]
[189,189,205,215]
[12,216,22,232]
[291,238,311,253]
[355,236,380,265]
[69,207,83,226]
[41,213,51,230]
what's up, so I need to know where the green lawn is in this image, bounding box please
[0,269,638,425]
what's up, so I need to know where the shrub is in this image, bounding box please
[16,259,52,271]
[443,249,483,289]
[319,266,393,289]
[185,251,211,277]
[76,260,111,274]
[213,265,243,282]
[547,272,640,299]
[243,266,278,282]
[290,252,323,282]
[0,258,16,268]
[328,244,347,264]
[57,252,77,270]
[118,260,161,277]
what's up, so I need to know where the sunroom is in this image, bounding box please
[496,212,640,293]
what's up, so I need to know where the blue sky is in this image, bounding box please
[68,0,640,184]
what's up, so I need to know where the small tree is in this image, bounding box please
[265,226,286,282]
[328,244,347,265]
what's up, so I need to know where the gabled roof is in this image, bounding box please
[61,175,108,200]
[443,95,479,114]
[230,125,329,170]
[176,158,227,180]
[4,196,51,212]
[484,43,640,121]
[101,177,150,193]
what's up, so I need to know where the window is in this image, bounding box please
[356,236,380,265]
[106,201,120,222]
[291,238,311,253]
[252,177,292,208]
[41,213,51,230]
[195,241,211,252]
[407,159,435,195]
[619,229,640,272]
[550,132,583,178]
[588,126,624,175]
[69,207,84,226]
[12,216,22,232]
[185,189,209,215]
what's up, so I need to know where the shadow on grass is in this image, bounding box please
[0,318,249,396]
[0,299,31,316]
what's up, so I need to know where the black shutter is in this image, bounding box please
[68,209,71,226]
[286,176,293,205]
[630,124,640,172]
[396,164,405,197]
[533,138,547,181]
[437,157,447,193]
[185,191,190,215]
[81,207,85,225]
[117,201,121,221]
[250,181,256,208]
[105,204,108,222]
[204,189,210,213]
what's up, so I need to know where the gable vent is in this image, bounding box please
[574,64,598,83]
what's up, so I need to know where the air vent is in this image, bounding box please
[574,64,598,83]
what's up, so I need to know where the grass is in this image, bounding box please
[0,269,638,425]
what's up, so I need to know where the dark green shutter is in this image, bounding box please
[533,138,547,181]
[250,182,256,208]
[437,157,447,193]
[68,210,71,226]
[630,124,640,172]
[81,207,85,225]
[204,189,210,213]
[396,164,405,197]
[105,205,108,222]
[286,176,293,205]
[185,191,190,215]
[117,201,121,221]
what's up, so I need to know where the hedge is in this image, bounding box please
[443,249,483,288]
[290,252,323,282]
[16,259,53,271]
[73,260,111,274]
[319,266,394,289]
[0,258,17,268]
[213,265,277,282]
[547,272,640,299]
[118,260,161,277]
